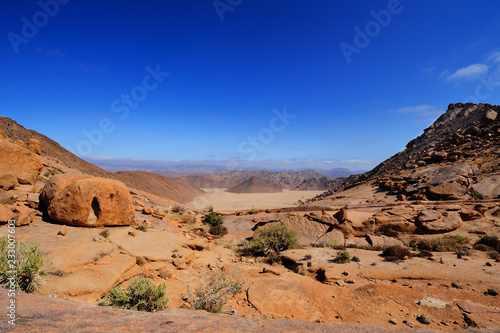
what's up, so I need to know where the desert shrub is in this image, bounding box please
[202,212,224,227]
[241,223,298,256]
[181,214,195,224]
[313,241,344,249]
[335,250,351,263]
[171,205,185,214]
[381,246,412,261]
[189,274,242,313]
[468,189,484,200]
[100,230,110,239]
[351,256,361,262]
[136,224,148,232]
[487,251,500,261]
[100,276,169,312]
[248,208,257,214]
[475,235,500,252]
[0,236,47,292]
[413,235,470,252]
[208,225,228,237]
[204,205,214,213]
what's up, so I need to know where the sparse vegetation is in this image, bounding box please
[180,214,195,224]
[417,249,434,258]
[171,205,185,214]
[241,223,299,258]
[99,276,169,312]
[334,250,351,263]
[202,212,224,227]
[249,207,257,214]
[189,274,242,313]
[136,224,149,232]
[43,168,62,177]
[381,245,412,261]
[411,235,470,252]
[0,236,48,292]
[99,230,110,239]
[351,255,360,262]
[475,235,500,252]
[208,225,228,237]
[468,188,484,200]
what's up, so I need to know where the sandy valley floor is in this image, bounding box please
[188,189,324,211]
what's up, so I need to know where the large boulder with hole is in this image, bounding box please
[0,139,43,185]
[39,173,90,210]
[47,177,135,227]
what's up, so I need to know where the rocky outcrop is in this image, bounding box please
[27,138,42,155]
[0,138,43,185]
[0,173,18,190]
[226,176,282,194]
[47,177,135,227]
[39,173,90,209]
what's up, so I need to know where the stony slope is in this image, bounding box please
[296,177,346,190]
[313,103,500,202]
[226,176,282,193]
[179,169,331,189]
[113,171,204,204]
[0,116,110,178]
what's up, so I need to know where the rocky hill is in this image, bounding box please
[0,117,109,178]
[313,103,500,202]
[0,117,203,205]
[179,169,332,190]
[295,177,346,190]
[113,171,204,204]
[226,176,282,193]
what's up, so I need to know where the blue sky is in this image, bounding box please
[2,1,500,171]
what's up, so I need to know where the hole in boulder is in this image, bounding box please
[88,197,101,224]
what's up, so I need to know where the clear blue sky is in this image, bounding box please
[2,1,500,171]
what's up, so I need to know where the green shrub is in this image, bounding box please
[413,235,469,252]
[241,223,298,256]
[208,225,228,237]
[476,235,500,252]
[381,245,412,261]
[202,212,224,227]
[100,276,169,312]
[189,274,242,313]
[99,230,110,238]
[136,224,148,232]
[334,250,351,263]
[0,236,47,292]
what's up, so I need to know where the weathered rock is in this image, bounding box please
[0,173,18,190]
[0,204,15,223]
[142,207,155,215]
[39,173,90,209]
[334,208,348,223]
[26,138,42,155]
[430,151,447,162]
[48,177,135,227]
[482,109,497,123]
[345,237,370,248]
[13,204,37,226]
[427,181,468,200]
[471,175,500,199]
[0,139,43,184]
[0,128,7,140]
[0,190,15,205]
[58,225,67,236]
[419,211,462,232]
[366,235,404,249]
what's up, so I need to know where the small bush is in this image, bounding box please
[208,225,228,237]
[335,250,351,263]
[202,212,224,227]
[181,214,195,224]
[248,208,257,215]
[171,205,185,214]
[476,235,500,252]
[136,224,148,232]
[189,274,242,313]
[100,230,110,239]
[382,246,412,261]
[413,235,470,252]
[351,256,361,262]
[100,276,169,312]
[0,236,47,292]
[487,251,500,261]
[241,223,298,256]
